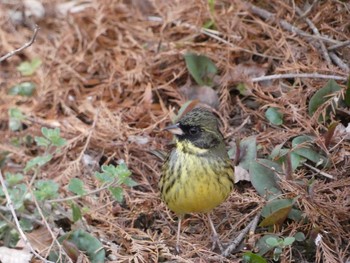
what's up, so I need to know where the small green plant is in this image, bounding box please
[0,128,66,246]
[265,236,295,261]
[17,57,42,76]
[8,82,36,97]
[7,58,40,100]
[25,127,66,172]
[265,107,284,126]
[242,251,267,263]
[67,162,137,222]
[8,108,25,131]
[184,53,218,86]
[1,127,135,261]
[94,163,137,202]
[255,232,306,261]
[203,0,216,29]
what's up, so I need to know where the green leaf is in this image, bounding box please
[236,83,250,96]
[8,82,36,96]
[68,178,85,196]
[208,0,215,13]
[345,77,350,107]
[203,19,215,29]
[9,118,22,131]
[269,143,286,160]
[35,136,50,147]
[260,199,293,227]
[34,179,59,201]
[308,79,341,116]
[5,172,24,186]
[288,208,304,221]
[9,183,27,210]
[265,237,279,247]
[109,186,124,203]
[19,218,34,231]
[17,58,42,76]
[8,108,25,131]
[50,229,105,263]
[52,137,66,147]
[294,232,306,242]
[283,237,295,246]
[273,247,282,261]
[94,171,113,183]
[123,177,138,187]
[242,252,268,263]
[324,122,339,148]
[184,53,217,86]
[71,203,82,222]
[113,162,132,179]
[292,136,328,167]
[41,127,66,147]
[261,198,294,217]
[249,159,282,200]
[8,228,20,247]
[265,107,283,125]
[256,234,279,255]
[229,136,257,170]
[9,108,25,120]
[24,154,52,172]
[96,163,132,184]
[62,240,80,261]
[290,152,302,171]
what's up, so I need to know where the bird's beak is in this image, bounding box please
[163,123,184,135]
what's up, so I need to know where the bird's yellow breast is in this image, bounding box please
[160,141,234,215]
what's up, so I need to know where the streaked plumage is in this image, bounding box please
[159,107,234,251]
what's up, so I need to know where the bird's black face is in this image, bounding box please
[177,124,202,141]
[165,108,224,150]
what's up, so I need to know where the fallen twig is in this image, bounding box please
[0,24,40,63]
[303,162,334,179]
[222,213,261,257]
[251,73,347,82]
[294,5,331,66]
[297,0,319,19]
[245,3,342,45]
[328,40,350,51]
[328,53,350,72]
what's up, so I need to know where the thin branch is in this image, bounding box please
[249,212,260,235]
[0,25,40,63]
[0,170,53,263]
[251,73,347,82]
[245,3,341,44]
[297,0,319,19]
[328,40,350,51]
[328,52,350,72]
[47,180,115,203]
[222,213,261,257]
[294,5,331,66]
[303,163,334,179]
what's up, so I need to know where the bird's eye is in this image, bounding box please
[188,127,200,135]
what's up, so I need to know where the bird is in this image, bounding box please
[159,107,234,252]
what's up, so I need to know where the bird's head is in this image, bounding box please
[164,107,224,150]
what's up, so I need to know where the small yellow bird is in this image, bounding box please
[159,107,234,252]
